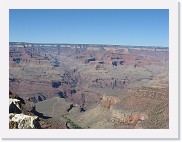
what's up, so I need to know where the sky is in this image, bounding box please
[9,9,169,47]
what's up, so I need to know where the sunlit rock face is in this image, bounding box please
[9,95,41,129]
[9,113,40,129]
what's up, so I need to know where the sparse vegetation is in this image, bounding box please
[63,116,82,129]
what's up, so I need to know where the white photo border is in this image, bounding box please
[0,0,179,139]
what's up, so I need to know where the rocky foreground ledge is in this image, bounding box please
[9,91,66,129]
[9,91,41,129]
[9,113,40,129]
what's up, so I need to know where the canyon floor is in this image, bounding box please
[9,43,169,129]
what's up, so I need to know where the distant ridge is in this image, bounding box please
[9,42,168,49]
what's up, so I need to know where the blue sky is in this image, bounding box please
[9,9,169,47]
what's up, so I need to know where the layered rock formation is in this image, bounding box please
[9,42,169,129]
[99,95,149,128]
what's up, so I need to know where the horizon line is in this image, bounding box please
[9,41,169,48]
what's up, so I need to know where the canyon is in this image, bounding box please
[9,42,169,129]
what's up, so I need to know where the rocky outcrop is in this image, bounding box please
[100,95,120,109]
[9,90,42,129]
[9,98,21,113]
[9,91,25,105]
[99,95,148,128]
[110,109,148,126]
[9,113,40,129]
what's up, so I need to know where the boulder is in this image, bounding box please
[9,113,40,129]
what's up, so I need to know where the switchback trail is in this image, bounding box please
[51,97,60,117]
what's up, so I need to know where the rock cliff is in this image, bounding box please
[9,113,40,129]
[9,91,41,129]
[9,98,21,114]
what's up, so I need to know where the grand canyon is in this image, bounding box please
[9,42,169,129]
